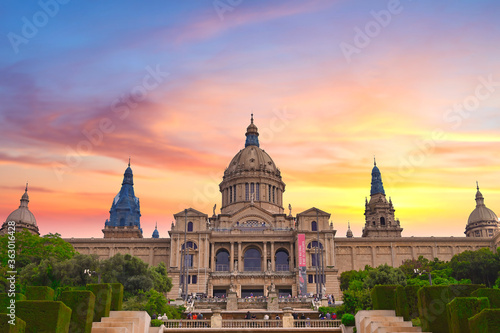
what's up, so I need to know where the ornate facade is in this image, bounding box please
[4,117,500,300]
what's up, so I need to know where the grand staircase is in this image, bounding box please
[355,310,428,333]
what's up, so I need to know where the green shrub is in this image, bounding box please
[151,318,163,327]
[471,288,500,308]
[61,290,95,333]
[449,284,484,298]
[468,309,500,332]
[86,284,111,322]
[371,285,398,310]
[418,285,451,333]
[25,286,54,300]
[447,297,490,333]
[0,294,26,314]
[341,313,355,326]
[395,285,421,321]
[109,283,123,311]
[0,314,26,332]
[55,286,73,301]
[16,300,71,333]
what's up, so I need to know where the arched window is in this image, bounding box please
[182,241,197,250]
[275,249,289,271]
[245,183,249,201]
[307,241,323,249]
[187,222,193,232]
[311,221,317,231]
[216,249,229,271]
[380,217,385,226]
[244,248,261,271]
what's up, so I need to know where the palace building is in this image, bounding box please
[3,116,500,300]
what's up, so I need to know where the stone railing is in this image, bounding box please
[294,319,341,328]
[222,319,283,328]
[162,319,211,328]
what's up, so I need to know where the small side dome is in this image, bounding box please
[1,184,40,235]
[346,222,353,238]
[152,223,159,238]
[467,185,498,225]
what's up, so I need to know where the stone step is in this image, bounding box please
[101,317,139,333]
[361,316,404,333]
[92,328,128,333]
[377,326,422,333]
[369,320,413,332]
[93,321,135,333]
[109,311,151,333]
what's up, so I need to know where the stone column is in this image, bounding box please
[227,291,238,311]
[282,307,294,328]
[230,242,234,271]
[211,242,216,271]
[289,241,294,272]
[238,242,242,272]
[271,242,275,271]
[263,241,268,271]
[211,307,222,328]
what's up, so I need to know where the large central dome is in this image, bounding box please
[220,115,285,214]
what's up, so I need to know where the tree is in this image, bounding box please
[450,248,499,287]
[340,269,369,291]
[363,264,406,289]
[148,262,172,293]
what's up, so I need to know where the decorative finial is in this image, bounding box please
[476,181,479,190]
[348,221,351,229]
[155,222,157,229]
[251,113,254,124]
[374,156,376,166]
[25,182,28,192]
[128,156,131,167]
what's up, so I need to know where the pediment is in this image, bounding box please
[173,207,208,218]
[296,207,331,217]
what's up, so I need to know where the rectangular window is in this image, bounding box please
[269,185,272,202]
[308,274,313,283]
[184,254,193,267]
[311,253,320,267]
[233,185,236,202]
[256,183,260,200]
[192,275,197,284]
[245,183,249,201]
[229,187,233,203]
[250,182,254,198]
[273,186,276,203]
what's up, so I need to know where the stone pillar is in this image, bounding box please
[282,307,294,328]
[211,307,222,328]
[238,242,242,272]
[289,241,294,272]
[211,242,215,271]
[371,246,376,267]
[227,291,238,311]
[271,242,275,271]
[263,241,268,271]
[149,247,154,266]
[267,291,279,311]
[230,242,234,271]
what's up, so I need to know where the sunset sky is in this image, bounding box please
[1,0,500,239]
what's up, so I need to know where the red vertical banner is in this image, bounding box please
[298,234,307,295]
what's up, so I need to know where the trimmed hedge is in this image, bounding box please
[0,314,26,332]
[341,313,355,326]
[418,285,451,333]
[109,283,123,311]
[17,301,71,333]
[61,291,95,333]
[395,285,421,321]
[468,309,500,332]
[471,288,500,309]
[86,284,111,322]
[25,286,54,301]
[371,285,398,310]
[0,294,26,314]
[449,284,484,298]
[446,297,490,333]
[418,284,486,333]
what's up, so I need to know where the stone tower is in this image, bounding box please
[103,160,143,238]
[362,159,402,237]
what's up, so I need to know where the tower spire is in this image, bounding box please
[370,159,385,196]
[245,114,260,147]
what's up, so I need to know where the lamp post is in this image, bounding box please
[84,269,101,283]
[414,269,432,286]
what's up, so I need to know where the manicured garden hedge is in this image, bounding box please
[395,285,421,321]
[86,284,111,322]
[25,286,54,301]
[61,290,95,333]
[471,288,500,309]
[468,309,500,332]
[418,285,451,333]
[109,283,123,311]
[371,285,398,310]
[0,314,26,333]
[0,294,26,314]
[16,301,71,333]
[448,284,484,298]
[446,297,490,333]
